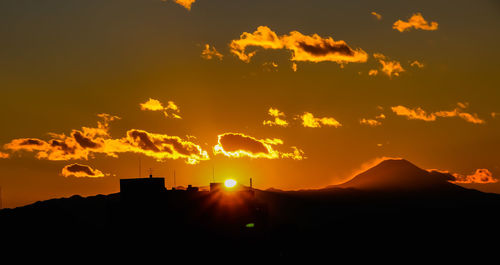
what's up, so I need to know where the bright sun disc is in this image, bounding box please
[224,179,237,188]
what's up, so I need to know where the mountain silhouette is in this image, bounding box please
[331,159,459,192]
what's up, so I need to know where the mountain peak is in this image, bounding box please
[335,159,459,192]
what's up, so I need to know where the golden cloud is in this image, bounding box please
[410,60,424,68]
[368,69,378,76]
[393,12,438,32]
[299,112,342,128]
[213,132,305,160]
[372,53,404,77]
[0,151,10,159]
[229,26,368,66]
[371,11,382,20]
[360,118,382,127]
[163,0,196,11]
[201,44,223,60]
[61,163,105,178]
[263,107,289,127]
[140,98,182,119]
[4,114,209,164]
[451,169,498,184]
[391,103,485,124]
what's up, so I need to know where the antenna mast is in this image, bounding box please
[139,157,142,178]
[174,170,176,188]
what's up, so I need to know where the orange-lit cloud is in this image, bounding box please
[373,53,404,77]
[163,0,196,10]
[368,69,378,76]
[263,107,289,127]
[360,118,382,127]
[4,114,209,164]
[298,112,342,128]
[391,103,485,124]
[371,11,382,20]
[393,12,438,32]
[262,61,278,72]
[292,62,298,72]
[61,163,105,178]
[114,129,210,164]
[450,169,498,184]
[360,112,385,127]
[229,26,368,66]
[140,98,182,119]
[410,60,424,68]
[492,112,500,118]
[213,132,305,160]
[0,151,10,159]
[201,44,223,60]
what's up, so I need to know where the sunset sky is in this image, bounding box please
[1,0,499,208]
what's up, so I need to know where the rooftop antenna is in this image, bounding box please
[212,165,215,183]
[250,178,253,190]
[174,170,176,188]
[148,168,153,178]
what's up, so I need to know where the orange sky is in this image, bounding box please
[1,0,499,208]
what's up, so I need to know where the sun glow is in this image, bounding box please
[224,179,237,188]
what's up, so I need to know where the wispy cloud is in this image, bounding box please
[163,0,197,11]
[201,44,223,60]
[230,26,368,67]
[373,53,404,77]
[298,112,342,128]
[213,132,305,160]
[371,11,382,20]
[140,98,182,119]
[391,103,485,124]
[0,152,9,159]
[410,60,424,68]
[393,12,438,32]
[61,163,105,178]
[263,107,289,127]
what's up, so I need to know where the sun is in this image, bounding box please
[224,179,237,188]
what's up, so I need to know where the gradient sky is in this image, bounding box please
[1,0,499,208]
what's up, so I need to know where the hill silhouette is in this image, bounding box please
[1,158,500,259]
[331,158,459,191]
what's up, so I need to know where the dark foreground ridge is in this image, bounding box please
[2,159,500,259]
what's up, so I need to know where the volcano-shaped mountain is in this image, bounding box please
[331,159,461,192]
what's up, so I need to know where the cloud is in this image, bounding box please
[373,53,404,77]
[263,107,289,127]
[410,60,424,68]
[393,12,438,32]
[140,98,182,119]
[360,111,385,127]
[292,62,298,72]
[450,169,498,184]
[163,0,197,11]
[201,44,223,60]
[492,112,500,118]
[360,118,382,127]
[0,152,9,159]
[368,69,378,76]
[371,11,382,20]
[229,26,368,66]
[298,112,342,128]
[391,103,485,124]
[213,132,305,160]
[116,129,209,164]
[61,163,105,178]
[4,114,209,164]
[262,61,278,72]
